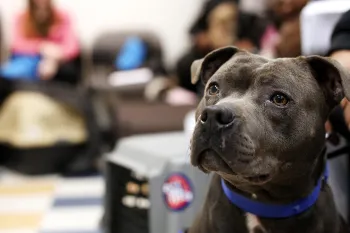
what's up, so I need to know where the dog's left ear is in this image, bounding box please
[305,55,350,108]
[191,46,239,85]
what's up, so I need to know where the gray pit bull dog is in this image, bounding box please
[189,46,350,233]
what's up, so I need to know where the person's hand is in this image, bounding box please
[40,42,63,61]
[325,98,350,134]
[328,50,350,134]
[164,87,198,106]
[325,120,332,135]
[340,98,350,129]
[38,59,59,80]
[330,50,350,70]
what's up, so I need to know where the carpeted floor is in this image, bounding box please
[0,170,104,233]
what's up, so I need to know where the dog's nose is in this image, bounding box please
[200,105,235,126]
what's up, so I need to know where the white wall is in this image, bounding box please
[0,0,204,66]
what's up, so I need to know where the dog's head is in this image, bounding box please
[190,46,350,190]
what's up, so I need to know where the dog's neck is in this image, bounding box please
[226,147,327,205]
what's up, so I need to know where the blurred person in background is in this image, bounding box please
[266,0,309,57]
[175,0,241,99]
[329,9,350,71]
[165,0,266,105]
[325,9,350,137]
[2,0,80,84]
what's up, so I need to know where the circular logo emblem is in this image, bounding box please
[162,173,194,211]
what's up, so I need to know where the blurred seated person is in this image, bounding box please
[166,0,262,105]
[265,0,309,58]
[1,0,80,85]
[325,9,350,137]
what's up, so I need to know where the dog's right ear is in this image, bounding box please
[191,46,239,85]
[304,56,350,109]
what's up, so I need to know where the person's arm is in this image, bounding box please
[176,52,199,93]
[11,14,42,55]
[327,10,350,134]
[329,49,350,133]
[331,50,350,70]
[58,12,79,61]
[329,9,350,69]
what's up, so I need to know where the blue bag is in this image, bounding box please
[115,36,148,71]
[0,54,41,81]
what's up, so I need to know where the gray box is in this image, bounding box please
[104,132,211,233]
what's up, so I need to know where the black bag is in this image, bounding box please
[0,78,117,176]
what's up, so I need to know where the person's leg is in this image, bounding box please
[329,106,350,142]
[52,61,80,85]
[328,106,350,222]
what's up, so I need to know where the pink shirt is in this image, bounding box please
[259,25,280,58]
[11,10,79,61]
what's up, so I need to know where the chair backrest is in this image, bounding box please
[91,30,165,75]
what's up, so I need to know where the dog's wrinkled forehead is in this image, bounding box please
[192,46,350,111]
[216,52,267,76]
[208,53,264,91]
[209,53,315,95]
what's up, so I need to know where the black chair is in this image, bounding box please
[0,80,98,175]
[0,52,118,175]
[326,106,350,222]
[91,31,166,73]
[88,30,194,138]
[89,30,167,91]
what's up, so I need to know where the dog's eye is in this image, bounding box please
[208,83,220,96]
[271,93,289,106]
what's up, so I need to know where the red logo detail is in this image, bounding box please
[162,173,194,211]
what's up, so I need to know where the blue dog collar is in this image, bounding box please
[221,165,329,218]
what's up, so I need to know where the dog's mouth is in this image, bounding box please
[197,149,234,174]
[241,174,272,184]
[196,149,274,184]
[196,150,273,184]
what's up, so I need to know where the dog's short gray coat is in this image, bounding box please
[189,47,350,233]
